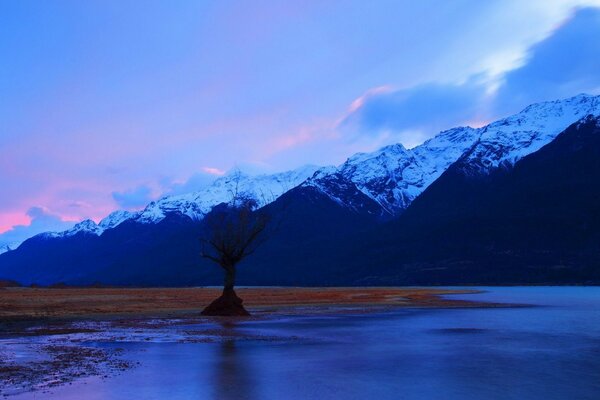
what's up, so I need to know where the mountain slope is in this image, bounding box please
[134,165,321,224]
[0,187,379,287]
[5,93,600,253]
[2,95,600,285]
[237,185,381,285]
[305,93,600,216]
[0,165,322,255]
[342,115,600,284]
[460,93,600,174]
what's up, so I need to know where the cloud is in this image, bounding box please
[162,171,220,197]
[342,7,600,147]
[111,185,154,209]
[113,167,225,205]
[0,207,75,250]
[2,1,600,233]
[340,79,490,147]
[493,7,600,114]
[27,207,49,219]
[160,164,277,198]
[201,166,226,176]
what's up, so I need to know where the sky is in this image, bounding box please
[1,0,600,248]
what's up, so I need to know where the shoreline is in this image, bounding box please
[0,287,507,322]
[0,287,517,397]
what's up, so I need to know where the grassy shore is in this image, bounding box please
[0,287,500,320]
[0,287,509,395]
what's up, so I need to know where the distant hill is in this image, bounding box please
[335,115,600,285]
[1,95,600,286]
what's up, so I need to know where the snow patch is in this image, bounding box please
[305,93,600,214]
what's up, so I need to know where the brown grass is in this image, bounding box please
[0,287,491,320]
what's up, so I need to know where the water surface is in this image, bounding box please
[10,287,600,400]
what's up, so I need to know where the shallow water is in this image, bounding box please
[9,287,600,400]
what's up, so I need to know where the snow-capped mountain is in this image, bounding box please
[23,165,322,243]
[459,93,600,174]
[305,126,480,215]
[5,94,600,253]
[304,93,600,215]
[27,219,105,242]
[99,210,140,230]
[3,94,600,286]
[133,165,321,224]
[64,219,104,236]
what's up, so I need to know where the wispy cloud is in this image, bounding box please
[111,185,155,209]
[201,167,226,176]
[493,7,600,114]
[340,7,600,147]
[340,79,489,147]
[2,1,600,244]
[0,207,76,250]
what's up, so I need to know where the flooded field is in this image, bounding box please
[2,287,600,399]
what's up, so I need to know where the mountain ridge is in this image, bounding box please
[11,92,597,249]
[1,94,600,287]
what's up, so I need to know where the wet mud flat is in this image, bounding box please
[0,287,507,397]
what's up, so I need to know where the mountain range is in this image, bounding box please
[1,93,600,286]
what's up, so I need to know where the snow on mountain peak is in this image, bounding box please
[29,164,320,240]
[304,125,480,214]
[134,165,320,224]
[9,94,600,247]
[99,210,139,229]
[305,93,600,215]
[14,165,321,244]
[460,93,600,173]
[65,219,103,236]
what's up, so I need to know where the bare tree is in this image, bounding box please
[199,171,271,315]
[201,197,269,292]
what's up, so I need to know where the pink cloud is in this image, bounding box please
[0,212,30,234]
[268,130,313,153]
[347,85,394,114]
[202,167,226,176]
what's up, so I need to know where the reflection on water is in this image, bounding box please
[213,321,257,400]
[9,287,600,400]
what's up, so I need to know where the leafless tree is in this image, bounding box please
[198,169,292,315]
[200,195,269,293]
[200,170,273,298]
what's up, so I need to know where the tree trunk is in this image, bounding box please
[223,266,236,293]
[201,263,249,316]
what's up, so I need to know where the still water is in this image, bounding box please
[13,287,600,400]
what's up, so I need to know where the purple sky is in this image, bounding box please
[1,0,600,246]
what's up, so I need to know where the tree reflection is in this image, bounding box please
[212,321,258,400]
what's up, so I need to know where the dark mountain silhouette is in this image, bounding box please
[0,186,378,286]
[337,115,600,284]
[0,214,211,286]
[1,116,600,286]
